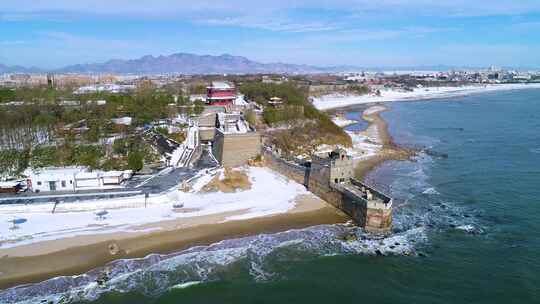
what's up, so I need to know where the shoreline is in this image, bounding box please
[0,102,411,292]
[0,194,347,289]
[347,105,412,180]
[313,83,540,110]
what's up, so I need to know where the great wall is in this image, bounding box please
[262,147,393,233]
[190,102,394,234]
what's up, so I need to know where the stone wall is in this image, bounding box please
[365,207,392,234]
[262,147,392,233]
[199,128,216,142]
[262,149,308,186]
[213,130,261,167]
[307,161,347,215]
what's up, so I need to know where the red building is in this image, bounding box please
[206,81,236,106]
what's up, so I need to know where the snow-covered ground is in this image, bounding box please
[331,116,357,127]
[363,105,386,116]
[0,167,310,249]
[313,83,540,110]
[318,106,385,161]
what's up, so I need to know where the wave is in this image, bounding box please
[1,177,485,304]
[422,187,440,195]
[0,224,427,304]
[530,148,540,154]
[368,153,484,236]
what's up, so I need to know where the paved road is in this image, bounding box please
[0,150,218,205]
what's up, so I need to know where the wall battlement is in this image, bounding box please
[263,147,392,234]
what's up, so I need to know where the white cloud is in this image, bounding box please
[200,17,339,33]
[1,0,539,20]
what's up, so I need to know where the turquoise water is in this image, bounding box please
[3,89,540,303]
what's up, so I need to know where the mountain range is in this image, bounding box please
[0,63,44,74]
[0,53,351,75]
[2,53,511,75]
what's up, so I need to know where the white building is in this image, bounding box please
[111,116,133,126]
[74,84,136,95]
[25,167,86,192]
[25,167,133,193]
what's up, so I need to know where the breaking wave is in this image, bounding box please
[0,133,488,304]
[0,188,485,304]
[0,224,427,304]
[422,187,440,195]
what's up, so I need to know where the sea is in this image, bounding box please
[2,88,539,303]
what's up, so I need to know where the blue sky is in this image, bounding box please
[1,0,540,69]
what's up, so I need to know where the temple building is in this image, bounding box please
[206,81,237,106]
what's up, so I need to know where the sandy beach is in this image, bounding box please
[0,104,406,291]
[353,106,412,179]
[0,193,346,289]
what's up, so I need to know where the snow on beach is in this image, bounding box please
[319,106,384,162]
[313,83,540,110]
[331,116,357,127]
[0,167,311,249]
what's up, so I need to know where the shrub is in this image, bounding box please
[127,151,144,172]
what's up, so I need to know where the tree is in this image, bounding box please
[244,109,257,126]
[127,151,144,172]
[78,148,101,169]
[193,101,205,115]
[155,126,169,136]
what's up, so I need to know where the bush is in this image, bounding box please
[349,85,370,95]
[239,81,351,155]
[244,109,257,126]
[0,149,29,177]
[155,127,169,135]
[127,151,144,172]
[193,101,205,115]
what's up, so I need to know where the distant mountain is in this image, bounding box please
[2,55,536,75]
[55,53,331,74]
[0,63,43,74]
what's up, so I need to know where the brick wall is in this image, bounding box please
[213,131,261,167]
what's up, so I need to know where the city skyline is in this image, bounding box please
[1,0,540,69]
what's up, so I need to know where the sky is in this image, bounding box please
[1,0,540,69]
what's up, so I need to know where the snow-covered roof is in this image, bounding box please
[102,171,124,177]
[234,94,249,106]
[112,117,133,126]
[25,166,87,176]
[0,181,22,188]
[189,94,206,102]
[209,81,233,90]
[217,112,250,134]
[75,172,101,179]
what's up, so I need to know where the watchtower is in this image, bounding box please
[328,148,354,184]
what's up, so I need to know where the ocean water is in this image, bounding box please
[2,89,540,303]
[343,110,369,132]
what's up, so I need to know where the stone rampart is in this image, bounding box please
[213,130,261,167]
[262,149,308,186]
[262,147,392,233]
